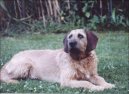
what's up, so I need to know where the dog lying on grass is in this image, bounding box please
[0,29,115,91]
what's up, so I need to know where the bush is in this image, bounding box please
[0,0,129,35]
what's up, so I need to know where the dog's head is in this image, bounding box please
[63,29,98,60]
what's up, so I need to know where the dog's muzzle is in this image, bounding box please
[69,41,77,48]
[69,41,80,54]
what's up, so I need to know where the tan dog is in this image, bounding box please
[0,29,115,91]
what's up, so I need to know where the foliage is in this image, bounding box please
[0,32,128,93]
[30,21,81,33]
[0,0,129,34]
[111,9,128,27]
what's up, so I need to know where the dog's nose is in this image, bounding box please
[69,41,77,48]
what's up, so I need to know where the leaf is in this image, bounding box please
[126,19,129,26]
[100,15,106,23]
[82,3,88,12]
[92,15,99,23]
[112,9,116,22]
[85,12,90,18]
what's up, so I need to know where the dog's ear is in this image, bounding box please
[85,31,98,53]
[63,34,69,53]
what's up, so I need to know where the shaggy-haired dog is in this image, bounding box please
[0,29,115,91]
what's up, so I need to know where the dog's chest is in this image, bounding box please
[71,57,95,80]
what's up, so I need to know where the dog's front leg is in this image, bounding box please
[89,75,115,89]
[61,80,105,91]
[60,70,104,91]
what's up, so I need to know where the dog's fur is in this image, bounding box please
[0,29,115,91]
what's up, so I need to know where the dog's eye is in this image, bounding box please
[78,34,84,39]
[69,34,73,39]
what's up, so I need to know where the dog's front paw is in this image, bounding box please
[90,86,105,91]
[103,83,115,89]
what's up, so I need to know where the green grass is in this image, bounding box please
[0,32,129,94]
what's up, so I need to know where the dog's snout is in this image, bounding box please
[69,41,77,48]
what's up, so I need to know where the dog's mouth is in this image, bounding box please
[69,48,81,60]
[69,47,88,61]
[69,48,80,54]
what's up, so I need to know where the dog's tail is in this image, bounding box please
[0,63,16,83]
[0,69,5,83]
[0,68,2,82]
[0,62,20,83]
[0,63,9,83]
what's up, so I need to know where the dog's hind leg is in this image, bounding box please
[0,59,32,84]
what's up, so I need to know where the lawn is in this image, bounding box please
[0,31,128,94]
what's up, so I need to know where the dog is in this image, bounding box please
[0,29,115,91]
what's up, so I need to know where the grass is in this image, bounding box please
[0,31,129,94]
